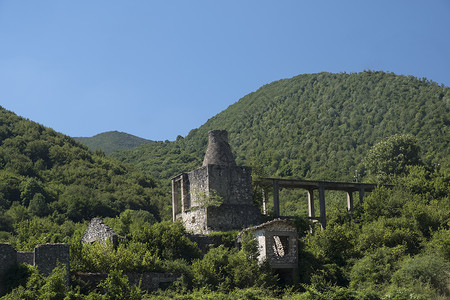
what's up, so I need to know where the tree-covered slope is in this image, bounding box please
[112,71,449,181]
[0,107,170,232]
[74,131,153,154]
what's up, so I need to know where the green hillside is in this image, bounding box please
[74,131,153,154]
[0,72,448,299]
[112,71,449,181]
[0,107,170,232]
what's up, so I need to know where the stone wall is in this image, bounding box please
[207,165,253,205]
[0,243,70,295]
[34,244,70,279]
[17,252,34,265]
[206,204,260,232]
[241,219,298,269]
[0,244,17,295]
[81,218,119,247]
[179,208,208,234]
[188,165,254,206]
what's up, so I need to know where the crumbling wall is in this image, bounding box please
[82,218,118,247]
[206,204,260,232]
[0,244,17,295]
[241,219,298,269]
[180,208,208,234]
[17,252,34,265]
[34,244,70,281]
[0,243,70,295]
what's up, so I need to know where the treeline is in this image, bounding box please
[74,131,153,154]
[112,71,449,181]
[2,163,448,299]
[0,106,171,246]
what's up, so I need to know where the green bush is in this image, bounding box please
[390,254,450,297]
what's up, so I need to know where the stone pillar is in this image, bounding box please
[0,244,17,296]
[34,244,70,281]
[172,178,178,222]
[347,191,354,212]
[181,173,189,212]
[273,180,280,217]
[318,183,326,229]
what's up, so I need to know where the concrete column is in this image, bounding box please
[171,179,178,222]
[273,180,280,217]
[307,189,315,219]
[262,188,267,215]
[318,183,326,229]
[181,174,189,212]
[359,186,365,204]
[308,189,316,235]
[347,191,354,212]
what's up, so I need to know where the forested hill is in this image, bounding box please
[74,131,153,154]
[0,107,170,228]
[112,71,449,181]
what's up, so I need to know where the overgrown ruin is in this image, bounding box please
[171,130,261,233]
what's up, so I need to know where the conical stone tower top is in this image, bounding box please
[202,130,236,167]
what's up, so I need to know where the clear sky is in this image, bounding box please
[1,1,449,141]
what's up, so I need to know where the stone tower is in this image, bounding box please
[172,130,261,234]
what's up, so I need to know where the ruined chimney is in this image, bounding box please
[202,130,236,167]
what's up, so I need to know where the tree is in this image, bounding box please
[364,134,421,183]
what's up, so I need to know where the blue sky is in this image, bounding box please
[1,1,449,141]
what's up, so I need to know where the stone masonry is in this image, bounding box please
[239,219,298,283]
[0,243,70,295]
[0,244,17,295]
[172,130,261,234]
[81,217,119,247]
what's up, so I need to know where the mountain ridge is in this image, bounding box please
[111,71,449,181]
[74,131,153,154]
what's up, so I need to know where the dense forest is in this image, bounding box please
[111,71,449,181]
[0,71,449,299]
[74,131,153,154]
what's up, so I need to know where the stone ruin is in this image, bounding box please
[0,243,70,295]
[81,217,119,247]
[172,130,261,234]
[239,219,299,283]
[172,130,299,280]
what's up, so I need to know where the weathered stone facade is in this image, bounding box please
[82,217,119,247]
[240,219,298,282]
[0,244,17,295]
[34,244,70,279]
[0,243,70,295]
[172,130,261,234]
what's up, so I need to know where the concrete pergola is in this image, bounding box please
[259,178,393,229]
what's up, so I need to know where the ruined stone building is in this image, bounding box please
[0,243,70,295]
[81,217,119,247]
[171,130,300,281]
[171,130,261,234]
[239,219,298,282]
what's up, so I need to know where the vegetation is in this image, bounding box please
[74,131,153,154]
[0,106,171,248]
[0,71,449,298]
[112,71,449,181]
